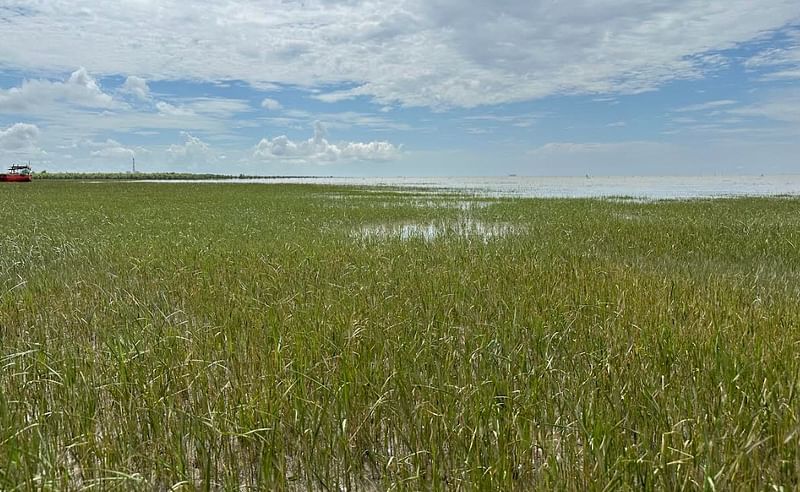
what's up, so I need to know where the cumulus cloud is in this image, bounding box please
[0,1,797,107]
[87,139,136,159]
[156,101,196,117]
[0,123,41,152]
[121,76,151,100]
[0,67,116,111]
[261,98,282,110]
[168,132,215,163]
[254,122,401,163]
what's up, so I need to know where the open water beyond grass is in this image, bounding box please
[141,174,800,199]
[1,182,799,490]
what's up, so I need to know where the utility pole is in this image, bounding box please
[132,156,137,174]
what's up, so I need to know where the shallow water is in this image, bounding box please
[326,194,495,210]
[142,175,800,199]
[353,220,520,242]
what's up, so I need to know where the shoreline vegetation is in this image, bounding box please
[2,181,799,489]
[32,172,331,180]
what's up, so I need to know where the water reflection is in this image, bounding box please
[144,175,800,199]
[353,220,520,242]
[322,194,494,210]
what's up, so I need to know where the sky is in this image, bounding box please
[1,1,800,176]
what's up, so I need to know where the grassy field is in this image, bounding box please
[1,181,799,490]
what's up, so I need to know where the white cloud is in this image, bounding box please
[673,100,738,112]
[746,43,800,68]
[0,68,116,111]
[523,138,800,175]
[0,2,797,107]
[121,76,150,100]
[0,123,41,152]
[529,141,662,156]
[760,68,800,80]
[157,98,251,118]
[462,114,541,128]
[744,31,800,80]
[526,140,687,175]
[728,89,800,123]
[156,101,196,117]
[312,91,356,104]
[0,70,253,142]
[261,109,412,132]
[167,132,215,163]
[254,122,401,163]
[183,97,252,117]
[87,139,136,159]
[261,98,282,110]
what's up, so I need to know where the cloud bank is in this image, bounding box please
[1,1,798,107]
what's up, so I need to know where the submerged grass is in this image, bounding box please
[1,182,799,490]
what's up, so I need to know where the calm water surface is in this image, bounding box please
[146,175,800,199]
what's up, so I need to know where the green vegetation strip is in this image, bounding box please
[1,182,799,490]
[31,172,323,180]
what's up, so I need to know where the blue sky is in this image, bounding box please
[1,1,799,176]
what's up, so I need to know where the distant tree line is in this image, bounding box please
[32,172,319,180]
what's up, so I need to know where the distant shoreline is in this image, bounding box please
[25,174,800,199]
[32,172,332,180]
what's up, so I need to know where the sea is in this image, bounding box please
[144,175,800,200]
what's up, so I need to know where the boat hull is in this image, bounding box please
[0,174,32,182]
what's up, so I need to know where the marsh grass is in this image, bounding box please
[1,182,799,490]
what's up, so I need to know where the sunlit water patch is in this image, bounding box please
[366,199,495,210]
[352,220,521,242]
[144,175,800,199]
[321,193,496,210]
[412,200,494,210]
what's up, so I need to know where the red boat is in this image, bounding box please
[0,164,32,182]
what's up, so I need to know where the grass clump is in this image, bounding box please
[1,182,799,490]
